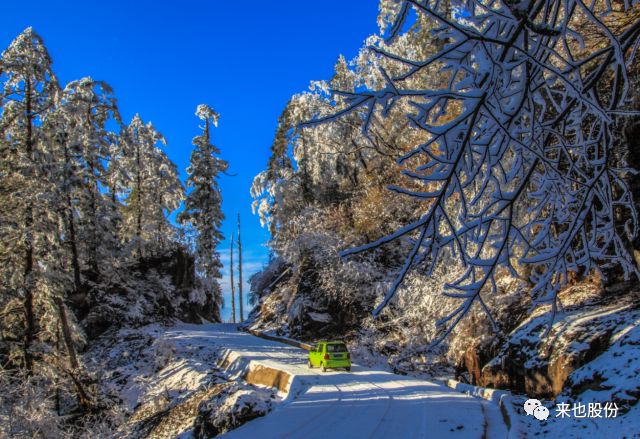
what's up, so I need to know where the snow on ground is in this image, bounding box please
[88,321,640,438]
[163,323,508,439]
[85,323,229,438]
[86,324,222,413]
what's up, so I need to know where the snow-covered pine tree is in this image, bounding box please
[121,114,183,259]
[0,29,94,413]
[0,27,66,373]
[147,143,183,252]
[251,104,297,236]
[105,126,134,245]
[178,105,228,322]
[53,77,121,277]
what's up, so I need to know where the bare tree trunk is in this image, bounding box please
[109,177,123,247]
[230,233,236,323]
[54,297,92,409]
[23,78,35,375]
[55,324,61,415]
[237,213,244,321]
[136,143,143,261]
[62,140,82,292]
[54,297,79,370]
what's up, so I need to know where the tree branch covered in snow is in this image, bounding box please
[312,0,640,341]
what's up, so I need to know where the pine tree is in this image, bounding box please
[178,105,228,321]
[53,77,120,277]
[121,115,183,259]
[148,144,182,252]
[105,128,133,244]
[45,108,83,293]
[0,27,62,373]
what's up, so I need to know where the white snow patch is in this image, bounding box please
[307,311,332,323]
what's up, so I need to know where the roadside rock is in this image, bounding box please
[562,321,640,413]
[480,289,640,398]
[129,384,224,439]
[463,337,500,385]
[453,274,529,385]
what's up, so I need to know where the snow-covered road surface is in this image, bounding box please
[165,324,508,439]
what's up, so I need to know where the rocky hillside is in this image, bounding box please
[480,284,640,411]
[76,247,220,341]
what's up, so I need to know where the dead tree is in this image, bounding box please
[237,213,244,321]
[230,232,236,323]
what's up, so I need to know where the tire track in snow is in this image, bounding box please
[280,379,391,439]
[366,380,395,439]
[278,382,345,438]
[278,379,397,439]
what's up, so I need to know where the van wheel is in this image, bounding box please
[346,367,351,372]
[321,363,327,373]
[307,360,313,369]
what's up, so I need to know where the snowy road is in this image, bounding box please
[165,324,508,439]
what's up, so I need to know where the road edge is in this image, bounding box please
[441,379,522,439]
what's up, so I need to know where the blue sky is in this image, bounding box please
[0,1,380,322]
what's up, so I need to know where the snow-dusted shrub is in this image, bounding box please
[0,369,63,439]
[248,256,288,307]
[152,338,177,372]
[67,405,125,439]
[350,262,532,374]
[193,383,275,438]
[351,263,462,373]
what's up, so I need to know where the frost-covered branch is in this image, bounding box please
[314,0,640,337]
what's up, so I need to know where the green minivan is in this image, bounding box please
[308,341,351,372]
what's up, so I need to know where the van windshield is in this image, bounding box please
[326,344,348,353]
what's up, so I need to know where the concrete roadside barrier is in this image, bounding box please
[243,327,315,351]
